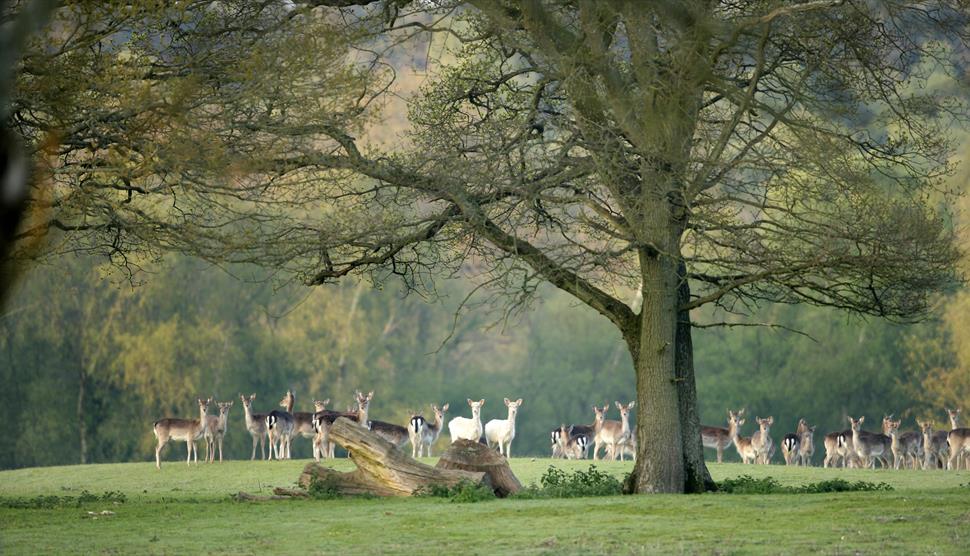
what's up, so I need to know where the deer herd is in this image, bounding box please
[152,392,970,472]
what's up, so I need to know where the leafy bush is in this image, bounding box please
[514,465,624,499]
[306,476,341,500]
[415,481,495,503]
[717,475,893,494]
[0,490,127,509]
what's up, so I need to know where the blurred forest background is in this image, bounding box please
[3,2,970,468]
[4,225,970,467]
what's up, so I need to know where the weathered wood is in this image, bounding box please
[298,417,486,496]
[436,439,522,497]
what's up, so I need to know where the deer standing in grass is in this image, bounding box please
[849,416,891,469]
[750,416,774,464]
[702,413,735,464]
[204,401,233,463]
[448,399,485,443]
[795,420,816,466]
[485,398,523,458]
[312,397,362,462]
[152,398,211,469]
[946,408,970,470]
[280,390,324,448]
[266,396,295,460]
[592,401,635,461]
[728,409,758,464]
[918,419,949,470]
[240,394,269,460]
[782,419,811,466]
[409,403,448,458]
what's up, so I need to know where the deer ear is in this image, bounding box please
[467,399,473,406]
[615,401,622,409]
[860,416,865,424]
[251,393,256,399]
[479,399,485,406]
[516,398,522,406]
[442,403,449,411]
[628,401,636,408]
[504,398,511,406]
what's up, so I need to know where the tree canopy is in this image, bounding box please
[6,0,968,492]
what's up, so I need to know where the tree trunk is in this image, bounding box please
[673,260,716,492]
[436,440,522,497]
[77,369,87,465]
[297,417,486,496]
[628,251,684,493]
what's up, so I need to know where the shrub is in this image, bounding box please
[514,465,624,499]
[717,475,893,494]
[0,490,127,509]
[306,476,341,500]
[415,481,495,503]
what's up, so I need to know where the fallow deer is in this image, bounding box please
[448,399,485,443]
[409,403,448,458]
[918,419,949,470]
[204,401,232,463]
[751,416,774,464]
[240,394,269,460]
[848,416,891,469]
[485,398,523,458]
[152,398,211,469]
[728,409,758,464]
[592,402,635,461]
[795,420,816,466]
[557,424,591,460]
[355,390,410,449]
[702,414,735,464]
[946,408,970,470]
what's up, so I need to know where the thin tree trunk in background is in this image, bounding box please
[77,369,87,464]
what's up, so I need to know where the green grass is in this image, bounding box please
[1,457,968,554]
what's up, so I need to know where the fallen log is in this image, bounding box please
[436,440,522,497]
[298,417,486,496]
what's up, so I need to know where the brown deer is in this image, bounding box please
[152,398,211,469]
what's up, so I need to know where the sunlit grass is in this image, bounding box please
[1,458,968,554]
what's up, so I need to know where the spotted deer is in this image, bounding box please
[266,397,295,460]
[557,424,591,460]
[551,421,595,459]
[448,399,485,443]
[918,419,949,470]
[728,409,758,464]
[280,390,324,447]
[311,397,362,462]
[702,414,735,464]
[152,398,211,469]
[751,416,774,464]
[946,409,970,470]
[848,416,891,469]
[409,403,448,458]
[240,394,269,460]
[796,420,816,466]
[204,401,233,463]
[592,402,635,461]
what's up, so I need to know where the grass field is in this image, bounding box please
[1,456,968,555]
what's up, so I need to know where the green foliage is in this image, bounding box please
[306,476,342,500]
[0,490,126,509]
[717,475,893,495]
[514,465,624,499]
[415,481,495,503]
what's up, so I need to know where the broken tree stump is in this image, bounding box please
[436,439,522,497]
[298,417,485,496]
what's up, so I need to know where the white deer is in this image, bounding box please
[485,398,523,458]
[448,399,485,443]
